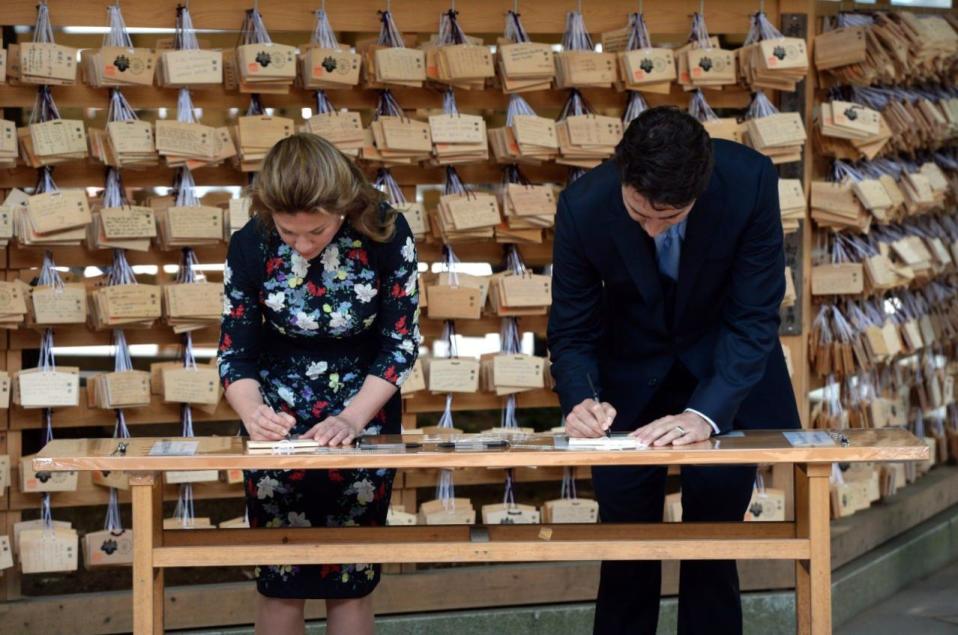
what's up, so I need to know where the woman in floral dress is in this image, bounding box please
[218,133,419,635]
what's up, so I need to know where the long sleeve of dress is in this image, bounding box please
[218,222,265,390]
[367,214,420,386]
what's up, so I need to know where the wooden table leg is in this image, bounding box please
[794,463,831,635]
[131,472,164,635]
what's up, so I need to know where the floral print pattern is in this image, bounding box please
[218,211,420,599]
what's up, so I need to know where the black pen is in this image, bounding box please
[587,372,611,437]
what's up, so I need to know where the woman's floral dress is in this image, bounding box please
[218,209,420,599]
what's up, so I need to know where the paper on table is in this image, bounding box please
[782,430,835,447]
[148,440,199,456]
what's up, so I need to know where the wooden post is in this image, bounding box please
[130,472,164,635]
[794,463,832,635]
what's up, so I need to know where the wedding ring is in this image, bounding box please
[674,425,687,436]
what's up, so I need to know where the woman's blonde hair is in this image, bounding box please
[251,132,396,242]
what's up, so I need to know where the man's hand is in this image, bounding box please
[565,398,617,438]
[304,414,365,446]
[629,411,712,447]
[243,405,296,441]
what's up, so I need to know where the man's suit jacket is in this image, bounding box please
[547,139,801,433]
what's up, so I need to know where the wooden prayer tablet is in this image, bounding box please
[305,111,364,157]
[82,47,157,87]
[19,42,78,84]
[541,498,599,524]
[19,526,79,573]
[160,49,222,86]
[481,502,540,525]
[83,529,134,568]
[0,454,10,494]
[386,506,417,526]
[164,469,219,484]
[300,46,362,89]
[0,535,12,572]
[20,454,79,493]
[219,515,250,529]
[14,367,80,409]
[419,498,476,525]
[497,41,554,93]
[619,48,676,89]
[555,51,616,89]
[163,517,215,530]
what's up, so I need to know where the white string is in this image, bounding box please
[558,89,593,120]
[436,469,456,510]
[29,87,62,124]
[376,10,406,48]
[442,243,461,287]
[745,89,779,119]
[182,331,198,370]
[688,11,712,50]
[438,394,456,429]
[315,89,335,115]
[43,407,55,446]
[176,88,198,124]
[626,12,652,50]
[502,469,516,507]
[506,94,536,127]
[105,487,124,533]
[375,90,405,119]
[623,91,649,125]
[311,10,340,48]
[108,248,138,285]
[174,483,195,527]
[39,329,57,372]
[177,247,200,283]
[33,1,56,44]
[107,89,138,122]
[500,394,518,428]
[102,168,127,208]
[438,9,469,46]
[562,12,595,52]
[181,403,195,437]
[504,10,530,44]
[174,167,200,207]
[175,5,200,51]
[38,250,65,290]
[688,90,718,122]
[240,9,273,45]
[114,408,131,439]
[103,4,133,48]
[41,494,54,531]
[442,89,459,116]
[113,329,133,372]
[373,168,407,206]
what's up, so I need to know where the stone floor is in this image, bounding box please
[836,558,958,635]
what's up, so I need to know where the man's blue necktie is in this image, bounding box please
[655,223,683,281]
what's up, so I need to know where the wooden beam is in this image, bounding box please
[153,538,811,567]
[161,522,798,548]
[0,0,775,34]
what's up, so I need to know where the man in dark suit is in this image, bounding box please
[547,106,801,635]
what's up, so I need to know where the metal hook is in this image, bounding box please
[699,0,704,16]
[514,0,518,13]
[386,0,391,12]
[638,0,643,14]
[759,0,764,14]
[322,0,326,13]
[577,0,582,15]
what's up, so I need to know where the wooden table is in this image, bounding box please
[34,428,927,635]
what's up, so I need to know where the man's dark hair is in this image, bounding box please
[613,106,714,210]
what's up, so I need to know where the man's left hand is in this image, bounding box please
[629,411,713,447]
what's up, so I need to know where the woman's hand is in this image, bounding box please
[243,404,296,441]
[304,414,365,446]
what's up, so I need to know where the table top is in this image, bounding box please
[33,428,929,472]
